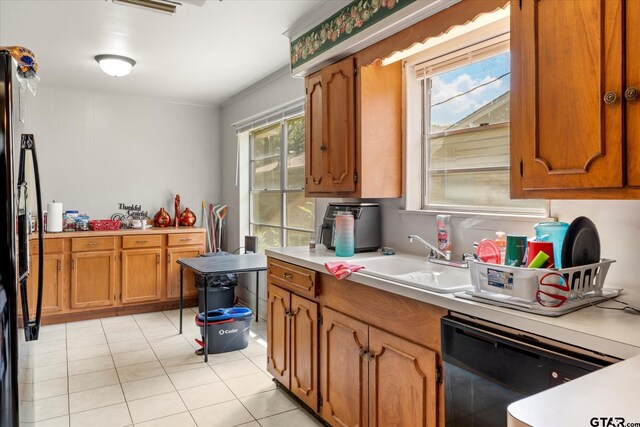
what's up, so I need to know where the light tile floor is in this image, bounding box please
[19,307,323,427]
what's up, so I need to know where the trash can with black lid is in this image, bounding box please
[195,274,237,313]
[196,251,238,313]
[195,307,253,354]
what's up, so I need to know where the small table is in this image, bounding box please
[177,253,267,362]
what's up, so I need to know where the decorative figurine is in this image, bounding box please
[179,207,196,227]
[153,208,171,228]
[174,194,180,228]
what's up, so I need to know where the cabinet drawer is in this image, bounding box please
[168,233,204,247]
[72,237,115,252]
[122,235,163,249]
[30,238,64,254]
[268,259,318,299]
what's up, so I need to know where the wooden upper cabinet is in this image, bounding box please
[368,327,437,427]
[305,72,325,193]
[121,248,162,304]
[305,56,401,198]
[71,250,116,309]
[626,0,640,186]
[321,307,369,427]
[512,0,627,196]
[324,57,357,193]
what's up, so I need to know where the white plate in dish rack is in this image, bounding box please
[454,288,623,317]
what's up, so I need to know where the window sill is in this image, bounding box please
[399,209,554,223]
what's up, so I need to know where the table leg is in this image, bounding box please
[255,271,259,322]
[179,266,184,334]
[203,277,208,363]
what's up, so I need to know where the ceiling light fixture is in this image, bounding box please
[112,0,181,14]
[95,54,136,77]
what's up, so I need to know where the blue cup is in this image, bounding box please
[534,222,569,269]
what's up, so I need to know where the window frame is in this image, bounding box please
[248,115,314,250]
[414,37,547,217]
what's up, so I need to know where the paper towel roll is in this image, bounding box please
[47,202,63,233]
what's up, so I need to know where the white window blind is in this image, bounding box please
[414,34,509,81]
[233,98,304,135]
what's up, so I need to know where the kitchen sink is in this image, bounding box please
[355,255,473,293]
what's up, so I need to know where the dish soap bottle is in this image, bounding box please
[495,231,506,264]
[436,214,451,259]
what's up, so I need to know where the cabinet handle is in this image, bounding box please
[603,91,618,104]
[319,145,327,151]
[180,238,191,242]
[71,259,76,270]
[135,240,148,244]
[625,87,638,101]
[156,254,161,264]
[87,242,100,246]
[283,272,294,279]
[359,347,367,358]
[57,259,62,271]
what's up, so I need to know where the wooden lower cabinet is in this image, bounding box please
[121,248,162,304]
[290,293,318,410]
[267,283,319,410]
[166,246,203,299]
[321,307,369,427]
[320,307,439,427]
[71,250,116,309]
[267,284,291,388]
[368,327,438,427]
[20,253,64,315]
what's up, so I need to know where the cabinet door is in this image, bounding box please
[166,246,203,299]
[290,294,318,411]
[305,72,325,193]
[71,251,116,309]
[20,253,64,315]
[322,57,356,193]
[626,0,640,186]
[321,307,368,427]
[121,248,162,304]
[368,327,438,427]
[267,283,291,388]
[513,0,623,192]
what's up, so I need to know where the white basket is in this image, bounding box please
[469,259,615,302]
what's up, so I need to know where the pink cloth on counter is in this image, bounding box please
[325,262,365,280]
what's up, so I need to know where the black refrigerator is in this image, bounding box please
[0,49,44,426]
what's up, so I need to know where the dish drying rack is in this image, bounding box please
[459,259,622,316]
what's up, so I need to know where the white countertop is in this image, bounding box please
[266,246,640,425]
[507,354,640,426]
[266,246,640,359]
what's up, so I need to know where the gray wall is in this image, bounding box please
[17,86,221,221]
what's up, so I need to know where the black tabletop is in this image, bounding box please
[177,253,267,275]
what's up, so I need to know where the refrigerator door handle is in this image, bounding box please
[18,134,43,341]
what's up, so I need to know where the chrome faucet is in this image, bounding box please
[408,235,448,259]
[408,235,469,269]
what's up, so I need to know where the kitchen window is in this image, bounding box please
[249,116,315,253]
[417,36,545,215]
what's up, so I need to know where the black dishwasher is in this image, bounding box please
[441,314,614,427]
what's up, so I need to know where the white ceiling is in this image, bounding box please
[0,0,325,105]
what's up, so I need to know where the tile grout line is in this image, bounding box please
[158,308,201,426]
[119,313,161,425]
